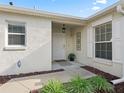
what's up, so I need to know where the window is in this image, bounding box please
[95,21,112,60]
[7,22,26,46]
[76,32,81,51]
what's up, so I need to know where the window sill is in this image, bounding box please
[4,46,26,51]
[94,58,113,65]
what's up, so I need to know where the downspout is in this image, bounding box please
[111,5,124,85]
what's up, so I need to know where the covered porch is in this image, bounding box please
[52,21,85,62]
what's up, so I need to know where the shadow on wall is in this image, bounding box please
[0,41,51,75]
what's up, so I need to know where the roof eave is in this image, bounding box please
[86,2,119,21]
[0,4,86,25]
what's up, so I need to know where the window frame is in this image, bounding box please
[5,21,27,50]
[76,32,81,51]
[94,21,112,61]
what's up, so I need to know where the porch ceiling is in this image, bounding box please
[52,21,85,28]
[52,19,86,26]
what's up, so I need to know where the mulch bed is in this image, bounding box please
[81,66,119,81]
[30,90,39,93]
[30,66,124,93]
[0,69,64,84]
[81,66,124,93]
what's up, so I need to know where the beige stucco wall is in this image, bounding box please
[71,13,123,77]
[0,9,123,77]
[0,12,52,75]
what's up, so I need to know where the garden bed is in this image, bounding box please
[0,69,64,84]
[81,66,124,93]
[81,66,119,81]
[30,66,124,93]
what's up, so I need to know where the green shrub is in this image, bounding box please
[89,76,115,93]
[41,80,66,93]
[67,76,94,93]
[40,76,115,93]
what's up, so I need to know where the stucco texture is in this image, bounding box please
[0,12,52,75]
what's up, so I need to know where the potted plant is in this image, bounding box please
[68,53,76,61]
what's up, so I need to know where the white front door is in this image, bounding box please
[52,33,66,61]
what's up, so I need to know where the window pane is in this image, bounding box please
[95,21,112,60]
[101,25,105,34]
[95,27,100,35]
[101,51,106,59]
[76,32,81,51]
[95,43,101,58]
[106,33,112,41]
[8,24,25,33]
[107,43,112,51]
[8,25,13,32]
[95,26,101,42]
[101,33,105,41]
[101,43,106,51]
[107,51,112,60]
[101,43,107,59]
[95,21,112,42]
[8,35,25,45]
[96,43,101,51]
[96,51,101,58]
[106,22,112,33]
[95,35,101,42]
[95,42,112,60]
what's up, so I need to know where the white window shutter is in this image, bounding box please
[87,26,93,58]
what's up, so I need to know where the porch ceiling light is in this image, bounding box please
[62,24,66,33]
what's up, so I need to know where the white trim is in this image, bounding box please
[4,46,26,51]
[0,1,120,25]
[95,41,112,43]
[87,26,94,58]
[94,58,113,64]
[5,21,8,48]
[8,33,25,35]
[0,4,84,20]
[0,2,119,21]
[7,20,26,26]
[5,21,27,50]
[91,15,112,27]
[93,26,95,60]
[0,4,86,26]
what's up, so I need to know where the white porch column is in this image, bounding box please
[87,26,93,58]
